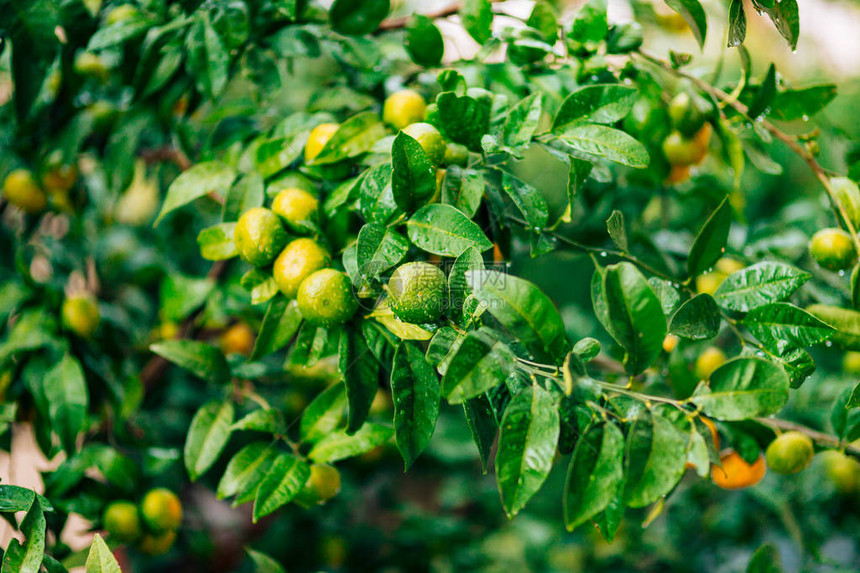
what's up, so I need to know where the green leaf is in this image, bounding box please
[186,13,229,99]
[251,297,303,360]
[504,93,543,148]
[391,342,440,469]
[552,85,638,129]
[847,381,860,409]
[156,161,236,225]
[442,329,515,404]
[606,210,627,252]
[728,0,746,47]
[330,0,389,35]
[688,196,732,277]
[360,163,401,225]
[495,386,559,517]
[85,535,120,573]
[392,131,437,213]
[690,357,789,420]
[623,411,687,507]
[806,304,860,351]
[748,64,777,120]
[356,223,409,283]
[463,395,498,474]
[528,1,560,43]
[405,14,444,66]
[255,133,307,178]
[300,383,347,444]
[830,386,860,441]
[467,270,569,361]
[339,327,380,434]
[312,111,386,165]
[246,549,286,573]
[554,124,649,168]
[746,544,783,573]
[442,166,484,218]
[185,401,234,481]
[436,91,490,151]
[241,269,279,306]
[253,454,310,522]
[309,423,394,463]
[448,247,485,320]
[223,172,264,222]
[44,354,88,454]
[151,339,230,384]
[232,409,285,434]
[197,223,238,261]
[460,0,493,44]
[564,422,624,531]
[760,0,799,51]
[500,172,549,229]
[217,442,276,501]
[771,85,837,122]
[603,262,667,374]
[1,496,45,573]
[407,204,493,257]
[744,303,834,352]
[0,486,53,513]
[670,294,720,340]
[570,0,607,43]
[665,0,707,48]
[714,261,810,312]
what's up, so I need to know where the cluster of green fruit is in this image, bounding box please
[661,92,712,182]
[102,488,182,556]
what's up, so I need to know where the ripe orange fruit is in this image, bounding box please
[711,450,766,490]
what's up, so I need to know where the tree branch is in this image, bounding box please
[634,50,860,255]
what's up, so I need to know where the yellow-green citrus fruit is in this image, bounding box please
[102,501,142,544]
[297,269,357,327]
[695,257,745,295]
[402,122,446,166]
[662,334,679,353]
[305,123,339,163]
[843,351,860,374]
[383,89,427,131]
[140,488,183,533]
[220,323,255,357]
[234,207,289,267]
[695,346,726,380]
[668,92,705,137]
[271,187,319,233]
[3,169,47,214]
[62,295,101,338]
[296,464,342,506]
[273,238,331,299]
[765,431,815,475]
[662,130,707,167]
[42,165,77,193]
[818,450,860,493]
[388,262,447,324]
[138,530,177,556]
[809,228,857,271]
[444,142,470,166]
[832,177,860,228]
[106,4,139,25]
[711,451,766,490]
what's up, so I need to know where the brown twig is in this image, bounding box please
[756,417,860,457]
[139,146,192,171]
[634,50,860,255]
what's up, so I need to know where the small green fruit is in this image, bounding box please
[809,228,857,271]
[234,207,289,267]
[297,269,357,327]
[765,431,814,475]
[388,262,447,324]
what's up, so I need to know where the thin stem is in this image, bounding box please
[756,417,860,457]
[634,50,860,255]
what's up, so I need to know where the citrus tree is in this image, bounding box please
[1,0,860,571]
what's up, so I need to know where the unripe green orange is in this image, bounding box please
[234,207,289,267]
[273,238,331,299]
[765,431,814,475]
[102,501,142,544]
[402,122,446,166]
[444,142,470,166]
[809,228,857,271]
[62,295,101,338]
[297,269,357,327]
[74,52,109,81]
[305,123,339,163]
[662,130,707,167]
[3,169,47,214]
[668,92,706,137]
[844,351,860,374]
[271,187,319,233]
[387,262,447,324]
[695,347,726,380]
[140,488,182,533]
[383,90,427,131]
[295,464,341,506]
[138,530,177,556]
[832,177,860,228]
[818,450,860,493]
